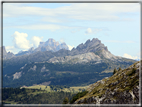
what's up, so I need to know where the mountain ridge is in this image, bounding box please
[3,38,136,76]
[3,38,136,88]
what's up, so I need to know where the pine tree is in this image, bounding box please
[113,68,117,75]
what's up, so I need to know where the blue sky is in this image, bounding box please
[3,3,140,60]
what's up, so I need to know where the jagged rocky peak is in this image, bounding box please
[48,38,55,42]
[36,38,69,52]
[0,46,15,59]
[76,38,108,53]
[85,38,100,45]
[39,38,59,47]
[46,38,59,47]
[0,46,7,54]
[2,46,7,55]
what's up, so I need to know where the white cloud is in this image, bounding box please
[15,24,68,31]
[105,40,135,43]
[71,29,80,33]
[123,53,139,60]
[124,41,135,43]
[85,28,103,35]
[60,39,65,43]
[12,31,32,50]
[85,28,92,34]
[4,3,140,22]
[5,46,20,54]
[68,45,74,50]
[5,46,15,53]
[41,17,62,23]
[31,36,42,47]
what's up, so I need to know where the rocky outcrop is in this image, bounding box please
[74,61,140,104]
[48,52,102,64]
[13,71,22,80]
[0,46,15,59]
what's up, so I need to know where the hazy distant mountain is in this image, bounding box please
[36,38,69,52]
[16,38,69,56]
[16,47,35,56]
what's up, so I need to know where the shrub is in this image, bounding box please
[63,97,69,104]
[70,91,88,104]
[127,68,137,76]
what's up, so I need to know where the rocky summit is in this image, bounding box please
[15,38,69,56]
[73,61,140,104]
[36,38,69,52]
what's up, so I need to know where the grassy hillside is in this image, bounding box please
[72,61,140,104]
[23,85,89,93]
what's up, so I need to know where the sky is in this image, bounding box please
[3,2,140,60]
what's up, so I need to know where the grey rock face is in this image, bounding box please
[76,38,108,53]
[48,52,102,64]
[0,46,15,59]
[47,38,120,64]
[13,71,22,80]
[56,42,69,51]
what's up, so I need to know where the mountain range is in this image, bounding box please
[2,38,136,88]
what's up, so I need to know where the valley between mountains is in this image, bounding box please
[2,38,136,88]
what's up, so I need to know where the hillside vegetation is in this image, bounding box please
[2,87,74,104]
[3,85,88,104]
[72,61,140,104]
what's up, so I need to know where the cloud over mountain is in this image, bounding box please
[12,31,32,50]
[123,53,139,60]
[31,36,42,47]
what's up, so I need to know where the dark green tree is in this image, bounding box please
[63,97,69,104]
[113,68,117,75]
